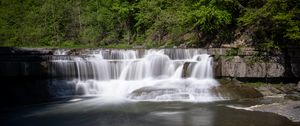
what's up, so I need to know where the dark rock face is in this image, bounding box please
[0,47,52,107]
[182,62,191,78]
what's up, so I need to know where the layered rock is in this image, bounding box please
[209,47,300,79]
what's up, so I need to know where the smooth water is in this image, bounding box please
[49,49,222,102]
[1,97,299,126]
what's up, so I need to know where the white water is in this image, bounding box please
[50,49,222,102]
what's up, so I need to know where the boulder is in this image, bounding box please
[216,78,263,99]
[297,81,300,91]
[213,84,263,99]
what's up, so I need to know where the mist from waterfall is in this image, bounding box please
[49,49,222,102]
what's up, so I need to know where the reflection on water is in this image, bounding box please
[0,97,299,126]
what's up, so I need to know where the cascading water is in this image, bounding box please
[49,49,222,102]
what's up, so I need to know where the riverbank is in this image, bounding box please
[220,78,300,122]
[252,82,300,122]
[251,100,300,122]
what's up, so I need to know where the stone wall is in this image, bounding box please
[208,48,300,79]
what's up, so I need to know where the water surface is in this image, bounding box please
[1,97,299,126]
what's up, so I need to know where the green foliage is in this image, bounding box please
[225,48,240,56]
[242,82,269,87]
[238,0,300,50]
[224,47,240,61]
[102,43,133,49]
[0,0,299,49]
[245,55,264,65]
[184,1,232,34]
[242,82,286,88]
[61,40,75,47]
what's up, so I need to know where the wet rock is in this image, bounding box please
[182,62,190,78]
[252,83,300,101]
[215,79,263,99]
[285,94,300,101]
[213,84,263,99]
[255,86,282,96]
[277,83,299,94]
[251,100,300,122]
[129,87,179,100]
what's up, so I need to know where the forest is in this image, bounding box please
[0,0,299,49]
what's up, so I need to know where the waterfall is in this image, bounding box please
[49,49,222,102]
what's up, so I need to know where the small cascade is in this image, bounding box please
[172,65,183,78]
[49,49,222,102]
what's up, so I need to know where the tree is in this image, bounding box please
[238,0,300,50]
